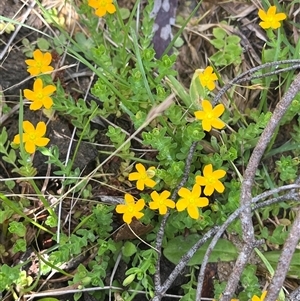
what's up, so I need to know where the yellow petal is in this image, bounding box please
[258,9,267,21]
[106,3,116,14]
[213,169,226,179]
[158,206,167,215]
[33,78,43,91]
[35,137,50,147]
[123,212,133,224]
[161,190,171,199]
[151,191,159,201]
[275,13,287,21]
[36,122,47,136]
[205,66,213,74]
[149,201,159,210]
[267,6,277,16]
[211,118,225,129]
[260,291,267,301]
[214,180,225,193]
[195,175,207,186]
[144,178,156,188]
[134,211,144,220]
[195,197,209,207]
[135,199,145,211]
[29,101,43,111]
[176,199,187,211]
[136,179,145,191]
[13,134,20,144]
[259,21,270,29]
[33,49,43,62]
[135,163,146,174]
[124,193,135,204]
[116,204,127,214]
[43,52,52,66]
[213,104,225,117]
[271,22,281,29]
[187,205,199,219]
[178,187,190,198]
[210,73,218,81]
[43,85,56,95]
[194,111,205,120]
[25,59,36,67]
[42,97,53,109]
[203,164,213,176]
[23,121,35,133]
[252,295,261,301]
[202,119,212,131]
[88,0,99,8]
[95,7,106,17]
[24,89,36,101]
[202,100,212,112]
[41,66,54,74]
[204,184,214,196]
[207,81,216,91]
[192,184,201,196]
[27,67,40,76]
[128,172,140,181]
[25,141,36,154]
[165,199,175,208]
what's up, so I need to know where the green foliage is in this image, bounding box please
[238,264,261,300]
[164,234,238,265]
[210,26,243,66]
[275,155,299,182]
[1,0,299,299]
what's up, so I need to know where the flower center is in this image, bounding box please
[37,92,44,100]
[100,0,108,7]
[189,197,195,204]
[128,205,134,213]
[207,176,215,184]
[36,61,42,68]
[203,75,210,84]
[206,112,213,120]
[29,133,36,141]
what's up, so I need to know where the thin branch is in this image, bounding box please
[264,207,300,301]
[153,141,198,298]
[221,71,300,301]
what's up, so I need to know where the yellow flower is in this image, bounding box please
[128,163,156,191]
[13,121,50,154]
[149,190,175,215]
[258,6,286,30]
[176,184,209,219]
[252,291,271,301]
[25,49,54,76]
[116,193,145,224]
[88,0,116,17]
[24,78,56,111]
[194,99,225,132]
[195,164,226,196]
[199,66,218,91]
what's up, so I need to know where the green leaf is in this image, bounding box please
[210,39,225,49]
[37,37,50,51]
[264,250,300,278]
[119,8,130,19]
[164,234,238,265]
[122,241,137,257]
[213,28,227,40]
[8,221,26,237]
